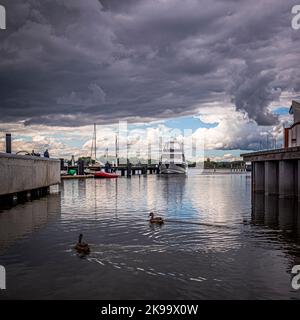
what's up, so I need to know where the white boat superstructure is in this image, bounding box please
[159,140,187,174]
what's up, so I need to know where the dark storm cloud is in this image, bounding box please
[0,0,299,127]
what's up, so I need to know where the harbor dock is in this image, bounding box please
[64,164,160,177]
[61,174,94,180]
[241,147,300,198]
[242,101,300,199]
[0,152,61,203]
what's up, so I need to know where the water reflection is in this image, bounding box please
[0,193,61,253]
[1,174,300,299]
[154,175,187,216]
[252,193,299,236]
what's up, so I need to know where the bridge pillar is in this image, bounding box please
[265,161,278,195]
[253,162,265,193]
[279,160,295,198]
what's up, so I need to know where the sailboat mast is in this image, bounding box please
[90,132,94,160]
[148,140,151,165]
[115,134,118,166]
[159,136,162,162]
[94,123,97,162]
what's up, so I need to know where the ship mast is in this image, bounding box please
[115,134,119,166]
[94,123,97,162]
[90,123,97,162]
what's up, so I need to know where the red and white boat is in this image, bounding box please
[94,171,119,179]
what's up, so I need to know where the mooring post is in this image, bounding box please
[60,158,65,171]
[5,133,11,153]
[78,160,84,175]
[142,165,147,175]
[127,162,132,177]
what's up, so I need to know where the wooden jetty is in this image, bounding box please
[61,174,94,180]
[63,164,160,178]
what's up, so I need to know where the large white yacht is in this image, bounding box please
[159,139,187,174]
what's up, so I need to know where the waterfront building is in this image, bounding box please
[285,100,300,148]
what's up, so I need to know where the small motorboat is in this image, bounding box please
[94,171,119,179]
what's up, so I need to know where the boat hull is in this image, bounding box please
[159,163,187,174]
[94,172,119,179]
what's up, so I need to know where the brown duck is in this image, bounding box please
[75,234,90,254]
[149,212,164,224]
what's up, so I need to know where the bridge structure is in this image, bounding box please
[241,147,300,199]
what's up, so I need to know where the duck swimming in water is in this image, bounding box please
[75,234,90,254]
[149,212,164,224]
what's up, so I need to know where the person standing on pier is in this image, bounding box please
[44,149,49,158]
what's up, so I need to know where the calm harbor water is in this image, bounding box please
[0,169,300,299]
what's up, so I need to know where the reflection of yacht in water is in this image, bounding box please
[159,139,187,174]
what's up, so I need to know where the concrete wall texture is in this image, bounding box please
[0,153,61,196]
[242,148,300,199]
[288,124,300,148]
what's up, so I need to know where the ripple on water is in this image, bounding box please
[1,173,300,299]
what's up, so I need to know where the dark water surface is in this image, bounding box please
[0,170,300,299]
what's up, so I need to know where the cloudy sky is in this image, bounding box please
[0,0,298,161]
